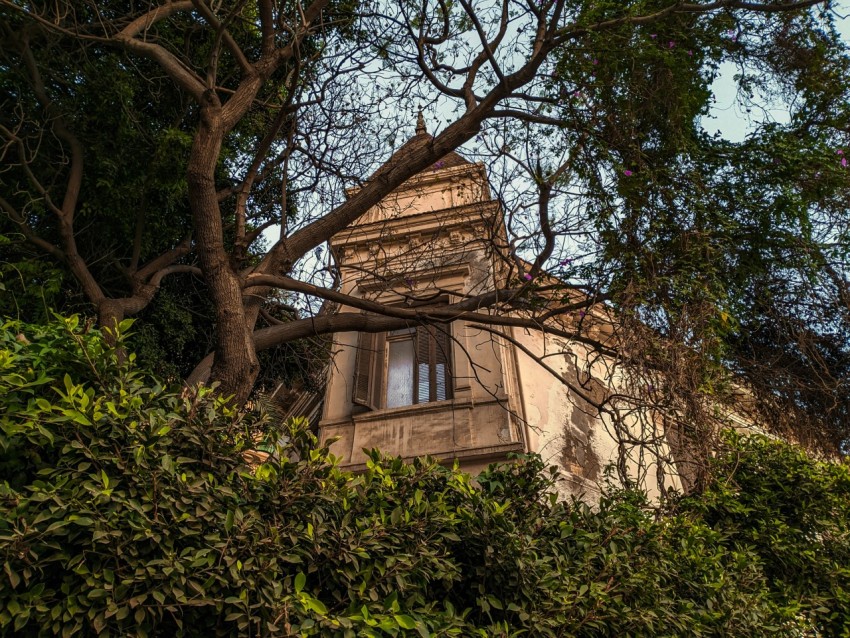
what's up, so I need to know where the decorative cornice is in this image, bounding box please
[355,262,471,293]
[330,200,501,251]
[345,161,487,199]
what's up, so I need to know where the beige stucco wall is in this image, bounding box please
[511,328,683,501]
[320,161,526,471]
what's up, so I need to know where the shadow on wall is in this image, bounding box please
[561,406,601,482]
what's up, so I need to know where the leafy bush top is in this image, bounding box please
[1,316,848,636]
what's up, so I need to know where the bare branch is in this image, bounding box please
[191,0,254,77]
[0,195,64,259]
[115,1,207,101]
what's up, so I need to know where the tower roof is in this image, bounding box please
[376,113,472,177]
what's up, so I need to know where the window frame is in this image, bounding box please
[385,327,416,408]
[352,321,453,411]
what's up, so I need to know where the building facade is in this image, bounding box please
[318,119,674,498]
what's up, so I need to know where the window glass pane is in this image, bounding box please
[435,363,447,401]
[387,339,414,408]
[418,363,430,403]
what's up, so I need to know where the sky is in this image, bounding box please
[707,1,850,140]
[264,1,850,276]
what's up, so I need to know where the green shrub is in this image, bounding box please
[682,431,850,635]
[0,315,848,636]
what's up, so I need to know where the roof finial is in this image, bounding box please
[415,110,427,135]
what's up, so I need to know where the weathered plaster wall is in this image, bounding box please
[511,329,682,501]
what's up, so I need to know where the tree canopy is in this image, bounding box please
[1,0,849,460]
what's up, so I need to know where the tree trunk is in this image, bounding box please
[187,93,259,405]
[97,299,124,347]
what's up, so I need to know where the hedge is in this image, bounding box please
[1,316,848,636]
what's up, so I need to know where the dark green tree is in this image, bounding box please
[0,0,847,461]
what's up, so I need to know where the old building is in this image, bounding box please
[317,117,678,498]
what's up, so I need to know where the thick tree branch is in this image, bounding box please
[244,273,618,355]
[115,1,206,101]
[17,36,103,304]
[134,235,194,282]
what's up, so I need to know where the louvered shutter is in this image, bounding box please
[416,326,431,403]
[415,325,453,403]
[372,333,386,407]
[434,326,452,401]
[352,332,377,409]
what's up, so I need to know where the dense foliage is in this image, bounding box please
[0,8,298,384]
[547,4,850,451]
[2,1,848,447]
[1,316,849,636]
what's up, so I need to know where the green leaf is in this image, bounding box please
[302,595,327,616]
[394,614,417,629]
[4,562,20,589]
[295,572,306,594]
[13,610,29,632]
[390,506,402,525]
[63,373,74,396]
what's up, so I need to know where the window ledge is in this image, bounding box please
[352,396,492,424]
[339,441,526,472]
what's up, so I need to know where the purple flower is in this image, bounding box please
[560,258,572,266]
[523,273,533,281]
[837,149,844,155]
[405,278,415,286]
[668,41,675,48]
[687,50,693,56]
[592,59,599,65]
[433,160,445,168]
[843,157,848,168]
[573,90,582,98]
[578,311,586,318]
[650,34,657,39]
[624,169,633,176]
[647,384,655,392]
